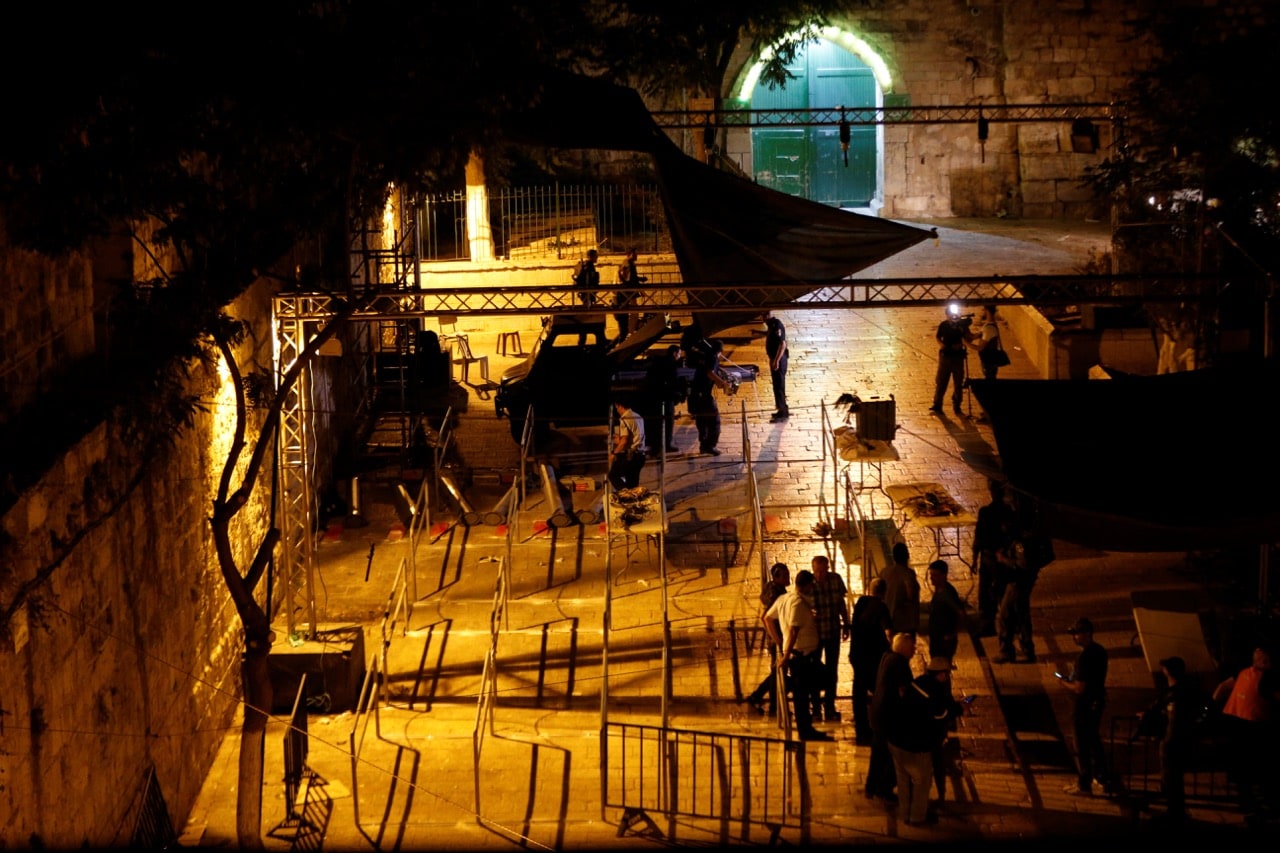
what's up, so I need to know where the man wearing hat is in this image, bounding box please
[1059,617,1113,796]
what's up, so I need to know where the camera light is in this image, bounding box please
[947,302,961,316]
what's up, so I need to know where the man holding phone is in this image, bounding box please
[1059,617,1114,796]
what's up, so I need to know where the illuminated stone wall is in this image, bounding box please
[718,0,1273,220]
[0,272,277,847]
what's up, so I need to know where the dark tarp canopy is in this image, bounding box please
[502,71,931,334]
[969,364,1280,551]
[648,141,931,334]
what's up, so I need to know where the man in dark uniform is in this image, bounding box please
[684,335,731,456]
[763,310,790,422]
[972,478,1017,636]
[642,344,683,456]
[926,560,965,662]
[572,248,600,306]
[1147,655,1198,823]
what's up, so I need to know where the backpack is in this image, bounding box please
[980,333,1011,367]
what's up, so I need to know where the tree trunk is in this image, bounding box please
[465,150,494,262]
[236,643,273,849]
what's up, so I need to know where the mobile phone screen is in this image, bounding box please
[962,694,977,704]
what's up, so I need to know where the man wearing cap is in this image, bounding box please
[744,563,790,715]
[764,569,831,742]
[1060,617,1113,796]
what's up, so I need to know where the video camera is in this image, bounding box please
[947,303,974,330]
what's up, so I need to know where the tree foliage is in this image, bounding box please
[2,0,840,255]
[1086,7,1280,274]
[1081,7,1280,365]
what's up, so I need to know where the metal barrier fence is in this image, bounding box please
[347,653,379,830]
[378,559,410,687]
[602,721,807,844]
[124,765,177,850]
[418,184,671,262]
[472,555,510,823]
[282,675,311,826]
[268,675,328,848]
[1109,714,1238,808]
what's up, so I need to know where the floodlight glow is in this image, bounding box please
[736,26,892,101]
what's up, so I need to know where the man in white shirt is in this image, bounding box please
[764,569,832,742]
[608,399,646,490]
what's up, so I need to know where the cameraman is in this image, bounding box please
[930,304,975,415]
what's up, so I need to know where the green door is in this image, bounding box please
[751,39,876,208]
[752,53,810,197]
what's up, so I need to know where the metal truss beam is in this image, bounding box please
[650,103,1120,130]
[275,315,318,640]
[274,273,1215,322]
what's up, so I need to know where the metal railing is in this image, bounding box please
[603,722,807,844]
[418,184,672,262]
[1109,714,1239,808]
[378,559,411,683]
[282,675,311,827]
[277,274,1219,326]
[122,766,177,851]
[347,652,383,830]
[473,555,509,823]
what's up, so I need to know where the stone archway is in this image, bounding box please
[725,26,893,212]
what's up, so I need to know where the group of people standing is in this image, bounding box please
[571,246,646,331]
[860,544,969,825]
[752,543,969,826]
[756,555,849,740]
[750,534,1279,829]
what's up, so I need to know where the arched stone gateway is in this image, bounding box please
[727,26,894,212]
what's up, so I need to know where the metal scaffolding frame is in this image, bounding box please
[277,272,1213,320]
[650,102,1120,129]
[272,268,1217,636]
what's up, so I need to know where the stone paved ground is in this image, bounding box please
[181,220,1274,850]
